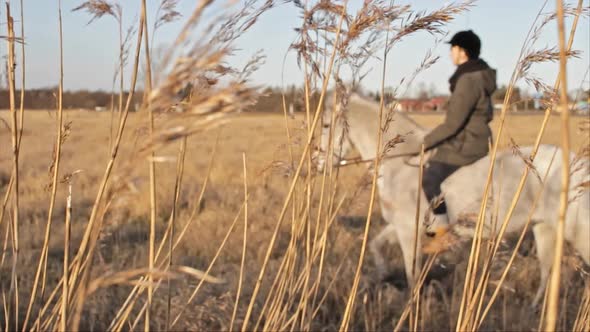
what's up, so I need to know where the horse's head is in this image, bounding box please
[313,91,354,172]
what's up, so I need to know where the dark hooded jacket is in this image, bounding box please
[424,59,497,165]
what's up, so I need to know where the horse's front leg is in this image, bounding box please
[370,223,398,280]
[396,222,422,289]
[531,222,555,308]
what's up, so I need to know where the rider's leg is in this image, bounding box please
[422,161,461,235]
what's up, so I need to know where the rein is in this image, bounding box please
[335,151,427,168]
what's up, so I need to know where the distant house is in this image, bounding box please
[423,96,447,111]
[394,96,448,112]
[396,99,423,112]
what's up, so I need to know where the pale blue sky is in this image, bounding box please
[18,1,590,96]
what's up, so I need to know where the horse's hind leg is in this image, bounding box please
[370,223,398,280]
[532,222,556,307]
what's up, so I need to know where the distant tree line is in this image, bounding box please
[0,87,302,113]
[0,88,143,111]
[369,85,590,112]
[2,85,586,113]
[245,86,317,113]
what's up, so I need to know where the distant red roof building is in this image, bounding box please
[395,96,448,112]
[424,96,448,111]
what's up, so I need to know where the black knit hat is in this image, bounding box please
[447,30,481,59]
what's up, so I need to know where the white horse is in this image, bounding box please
[315,92,589,304]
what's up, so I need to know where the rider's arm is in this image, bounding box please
[423,75,480,150]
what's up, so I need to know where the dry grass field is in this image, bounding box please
[1,109,588,330]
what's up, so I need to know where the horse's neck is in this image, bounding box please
[346,94,426,161]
